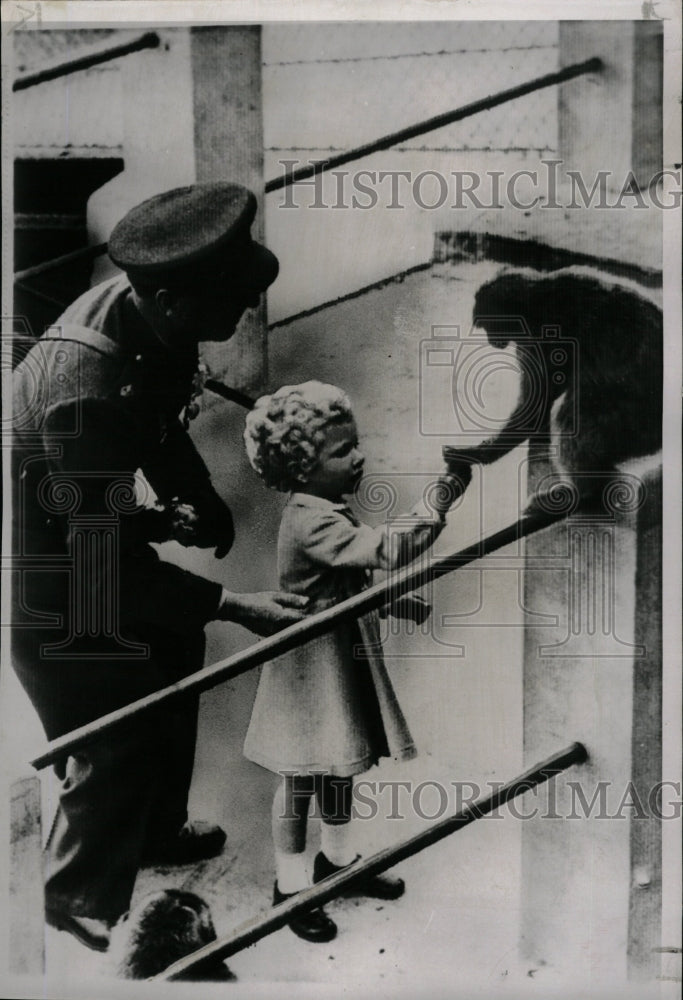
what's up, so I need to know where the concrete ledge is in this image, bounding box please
[432,179,663,289]
[434,230,661,290]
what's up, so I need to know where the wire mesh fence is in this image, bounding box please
[11,23,563,322]
[263,22,560,182]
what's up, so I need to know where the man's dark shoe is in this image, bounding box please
[45,907,111,952]
[313,851,405,900]
[273,882,337,943]
[142,820,227,866]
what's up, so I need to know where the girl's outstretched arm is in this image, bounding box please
[295,474,463,573]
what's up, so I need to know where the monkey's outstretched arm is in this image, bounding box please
[442,401,547,468]
[443,430,531,470]
[443,368,556,468]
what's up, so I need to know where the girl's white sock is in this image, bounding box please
[275,850,310,894]
[320,821,357,868]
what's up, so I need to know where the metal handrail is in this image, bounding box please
[264,57,603,192]
[204,378,256,411]
[20,49,592,778]
[154,740,588,980]
[12,32,161,91]
[14,244,108,285]
[30,505,566,771]
[12,56,603,286]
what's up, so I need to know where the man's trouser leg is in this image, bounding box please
[44,714,176,924]
[14,624,204,923]
[142,694,200,848]
[140,629,205,847]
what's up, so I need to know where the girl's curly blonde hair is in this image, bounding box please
[244,380,353,492]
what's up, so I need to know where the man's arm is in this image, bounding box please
[143,420,234,557]
[42,398,306,636]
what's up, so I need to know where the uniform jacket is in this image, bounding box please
[244,492,445,777]
[11,276,225,735]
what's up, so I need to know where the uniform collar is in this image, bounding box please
[288,492,351,513]
[122,287,198,368]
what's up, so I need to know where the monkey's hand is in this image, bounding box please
[430,471,471,516]
[442,445,487,471]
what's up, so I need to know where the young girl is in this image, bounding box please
[243,381,464,943]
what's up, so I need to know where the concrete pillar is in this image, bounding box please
[627,469,663,978]
[519,454,662,982]
[558,21,663,192]
[190,26,267,393]
[88,26,267,392]
[88,28,196,263]
[10,777,43,975]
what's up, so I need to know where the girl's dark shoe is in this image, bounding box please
[273,882,337,943]
[313,851,405,900]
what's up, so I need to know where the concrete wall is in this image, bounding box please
[262,21,559,321]
[163,256,529,880]
[559,21,663,193]
[517,22,665,984]
[7,21,668,988]
[88,26,267,390]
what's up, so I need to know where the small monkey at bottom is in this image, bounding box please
[109,888,234,981]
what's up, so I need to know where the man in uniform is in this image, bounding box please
[11,183,308,951]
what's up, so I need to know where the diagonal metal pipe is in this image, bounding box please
[265,57,603,192]
[12,31,161,91]
[12,57,602,284]
[30,506,567,771]
[154,740,589,980]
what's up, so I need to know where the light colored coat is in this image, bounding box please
[244,493,444,776]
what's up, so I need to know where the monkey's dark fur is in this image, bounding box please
[444,267,662,497]
[110,888,234,981]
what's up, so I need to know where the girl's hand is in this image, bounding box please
[387,593,432,624]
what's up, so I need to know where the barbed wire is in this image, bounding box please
[266,146,556,154]
[263,44,558,68]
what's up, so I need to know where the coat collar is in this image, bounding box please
[288,492,351,514]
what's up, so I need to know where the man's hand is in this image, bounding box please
[169,489,235,558]
[216,589,309,636]
[167,502,201,546]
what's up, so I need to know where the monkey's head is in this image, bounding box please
[472,270,540,349]
[110,888,232,980]
[473,266,661,364]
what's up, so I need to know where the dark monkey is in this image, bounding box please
[109,888,234,981]
[443,267,662,502]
